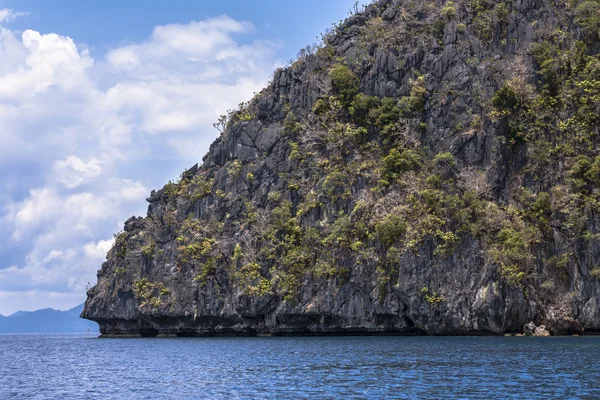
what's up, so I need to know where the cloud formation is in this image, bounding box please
[0,12,278,315]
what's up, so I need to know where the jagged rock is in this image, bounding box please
[534,325,550,337]
[524,322,536,336]
[524,322,551,337]
[83,0,600,337]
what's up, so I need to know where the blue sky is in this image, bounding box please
[0,0,357,315]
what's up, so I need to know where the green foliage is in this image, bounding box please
[530,192,552,222]
[329,65,359,105]
[471,1,510,42]
[372,97,402,135]
[398,75,427,116]
[113,231,127,259]
[591,268,600,280]
[178,239,215,265]
[232,101,254,122]
[575,1,600,43]
[490,225,540,285]
[289,142,300,160]
[284,112,302,133]
[441,2,457,19]
[375,214,407,246]
[568,155,596,191]
[132,279,169,308]
[189,176,214,201]
[271,201,293,230]
[232,243,243,264]
[193,258,216,287]
[492,85,521,114]
[227,160,243,178]
[420,287,444,304]
[349,94,381,125]
[434,230,460,256]
[382,148,422,180]
[432,152,456,169]
[141,242,156,259]
[267,190,281,203]
[324,215,352,246]
[313,99,329,115]
[163,181,178,198]
[348,125,368,140]
[237,262,271,296]
[322,169,351,199]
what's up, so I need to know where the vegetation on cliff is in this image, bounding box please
[84,0,600,336]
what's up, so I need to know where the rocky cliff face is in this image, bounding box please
[83,0,600,337]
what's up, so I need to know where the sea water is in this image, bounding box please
[1,334,599,399]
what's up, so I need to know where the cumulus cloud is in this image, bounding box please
[0,14,278,315]
[84,239,114,261]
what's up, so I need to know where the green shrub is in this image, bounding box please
[372,97,401,134]
[382,148,422,179]
[530,192,552,219]
[490,226,539,285]
[324,215,352,246]
[313,99,329,115]
[289,142,300,160]
[193,258,216,286]
[567,155,593,190]
[398,75,427,116]
[587,156,600,184]
[432,152,456,169]
[267,190,281,203]
[346,125,368,143]
[472,10,494,42]
[284,112,302,133]
[349,94,380,126]
[113,232,127,259]
[163,180,179,197]
[375,214,407,246]
[330,65,359,105]
[492,85,521,114]
[441,2,457,19]
[177,239,215,264]
[575,1,600,43]
[141,242,156,258]
[227,160,242,178]
[189,176,213,201]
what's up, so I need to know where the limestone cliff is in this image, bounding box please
[83,0,600,336]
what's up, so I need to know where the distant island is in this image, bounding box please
[0,304,98,334]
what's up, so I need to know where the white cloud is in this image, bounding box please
[0,9,28,24]
[0,14,278,313]
[0,29,94,100]
[84,239,114,261]
[54,156,103,188]
[106,16,254,67]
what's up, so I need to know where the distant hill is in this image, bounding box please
[0,304,98,333]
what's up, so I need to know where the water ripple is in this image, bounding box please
[1,335,600,399]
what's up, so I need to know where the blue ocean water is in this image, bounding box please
[1,334,599,399]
